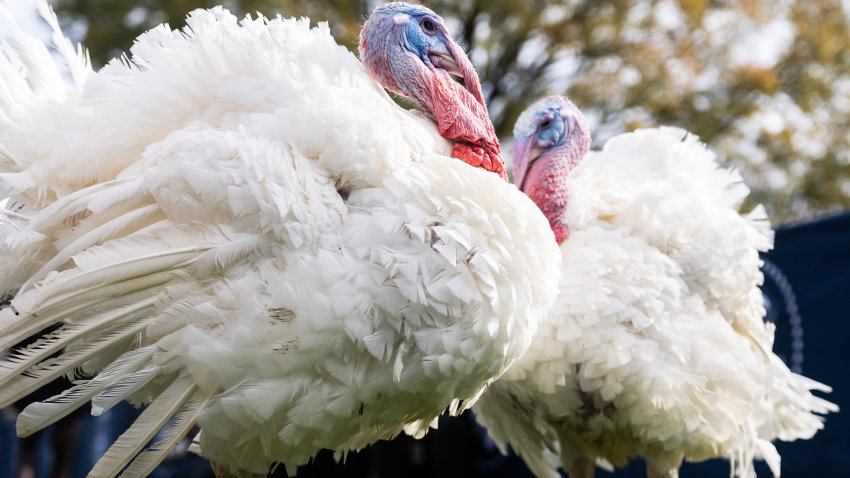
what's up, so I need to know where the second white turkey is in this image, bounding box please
[474,96,836,478]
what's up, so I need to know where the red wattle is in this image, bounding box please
[429,72,506,180]
[552,223,569,245]
[452,143,507,180]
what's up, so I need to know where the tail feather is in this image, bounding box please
[0,3,64,98]
[772,368,839,441]
[0,0,87,105]
[35,0,91,89]
[0,46,34,116]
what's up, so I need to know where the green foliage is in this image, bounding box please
[53,0,850,222]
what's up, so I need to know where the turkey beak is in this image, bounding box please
[429,51,462,79]
[528,145,542,163]
[513,136,538,192]
[438,32,486,106]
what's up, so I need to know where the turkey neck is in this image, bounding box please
[522,146,581,245]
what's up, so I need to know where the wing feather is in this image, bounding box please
[15,345,156,436]
[23,204,166,290]
[118,387,215,478]
[88,377,196,478]
[0,297,156,387]
[0,317,150,408]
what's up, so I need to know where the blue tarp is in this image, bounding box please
[2,212,847,477]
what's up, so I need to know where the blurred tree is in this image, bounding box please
[53,0,850,222]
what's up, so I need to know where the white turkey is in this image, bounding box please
[473,96,837,478]
[0,3,561,476]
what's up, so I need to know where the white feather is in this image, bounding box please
[0,272,173,350]
[0,6,561,476]
[476,127,836,478]
[0,297,156,387]
[0,318,149,408]
[92,364,163,416]
[89,377,196,478]
[119,388,215,478]
[15,347,155,436]
[35,0,91,89]
[23,204,165,290]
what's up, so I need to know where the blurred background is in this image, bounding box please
[47,0,850,223]
[0,0,848,477]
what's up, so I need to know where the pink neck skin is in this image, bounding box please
[424,48,506,180]
[522,143,587,244]
[524,155,570,243]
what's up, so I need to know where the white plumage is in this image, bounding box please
[475,125,836,478]
[0,5,560,476]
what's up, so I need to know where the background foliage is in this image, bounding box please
[52,0,850,222]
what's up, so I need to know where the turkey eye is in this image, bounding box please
[422,19,436,35]
[540,119,552,130]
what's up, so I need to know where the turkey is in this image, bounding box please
[0,3,561,476]
[473,96,837,478]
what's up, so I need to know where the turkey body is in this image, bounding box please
[475,124,836,478]
[0,7,560,475]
